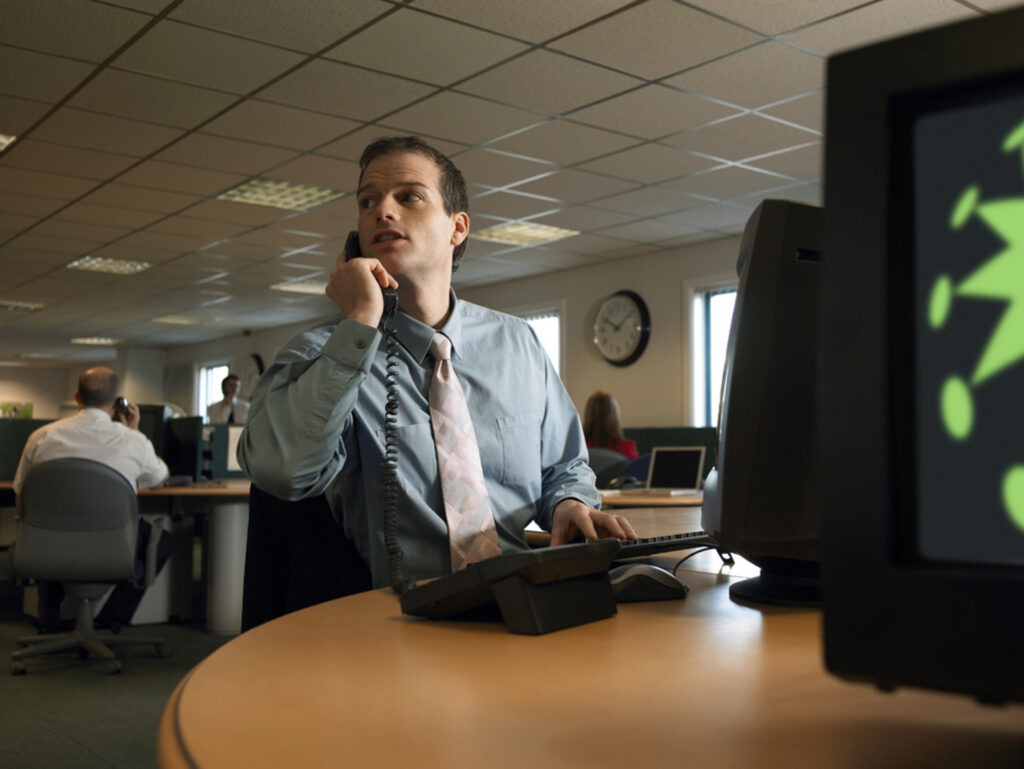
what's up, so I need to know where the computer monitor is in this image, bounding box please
[700,198,823,607]
[136,404,169,457]
[822,8,1024,703]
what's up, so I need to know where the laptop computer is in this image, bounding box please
[631,446,706,497]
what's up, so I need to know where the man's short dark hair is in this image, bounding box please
[77,369,118,408]
[221,374,239,392]
[358,136,470,272]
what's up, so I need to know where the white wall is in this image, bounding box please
[10,235,738,427]
[460,236,740,427]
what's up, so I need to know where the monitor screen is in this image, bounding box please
[647,447,704,489]
[822,6,1024,704]
[912,88,1024,567]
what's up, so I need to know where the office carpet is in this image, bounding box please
[0,581,230,769]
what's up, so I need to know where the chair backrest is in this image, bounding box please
[12,458,139,583]
[587,447,629,489]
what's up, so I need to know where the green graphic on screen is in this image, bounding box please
[925,116,1024,537]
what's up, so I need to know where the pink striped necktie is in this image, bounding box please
[428,332,502,571]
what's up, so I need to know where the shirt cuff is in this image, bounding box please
[321,319,381,370]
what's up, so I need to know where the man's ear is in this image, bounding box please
[73,392,83,408]
[450,212,469,247]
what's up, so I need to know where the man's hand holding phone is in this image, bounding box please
[326,235,399,328]
[112,397,141,430]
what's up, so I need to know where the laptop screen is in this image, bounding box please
[647,447,705,489]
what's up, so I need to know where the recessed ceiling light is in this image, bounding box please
[0,361,28,367]
[471,222,580,246]
[0,134,16,151]
[153,314,204,325]
[17,352,55,359]
[270,280,327,295]
[218,178,345,211]
[67,256,151,274]
[0,299,44,311]
[70,337,122,346]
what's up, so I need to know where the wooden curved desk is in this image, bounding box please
[158,508,1024,769]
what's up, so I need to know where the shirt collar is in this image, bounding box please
[387,288,464,365]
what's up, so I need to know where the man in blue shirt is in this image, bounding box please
[238,136,635,588]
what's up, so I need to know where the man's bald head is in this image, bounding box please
[77,367,119,408]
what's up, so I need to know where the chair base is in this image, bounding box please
[12,629,170,675]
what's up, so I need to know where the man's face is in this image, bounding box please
[223,378,239,399]
[356,152,467,281]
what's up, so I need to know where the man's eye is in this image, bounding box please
[402,192,422,202]
[358,198,374,209]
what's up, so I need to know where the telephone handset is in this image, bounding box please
[345,231,398,322]
[345,231,410,593]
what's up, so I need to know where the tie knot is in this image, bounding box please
[430,333,452,362]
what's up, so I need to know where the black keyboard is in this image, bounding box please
[614,530,717,559]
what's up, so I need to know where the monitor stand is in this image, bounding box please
[729,558,820,607]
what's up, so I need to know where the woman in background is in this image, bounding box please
[582,391,639,460]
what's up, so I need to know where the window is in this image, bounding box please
[198,363,229,420]
[692,287,737,427]
[515,307,561,376]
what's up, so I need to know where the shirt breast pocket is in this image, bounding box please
[496,411,542,487]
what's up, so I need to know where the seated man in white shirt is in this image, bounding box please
[207,373,250,424]
[13,366,171,632]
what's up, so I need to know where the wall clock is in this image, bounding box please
[592,290,651,367]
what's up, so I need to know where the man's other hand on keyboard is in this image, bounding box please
[550,499,638,546]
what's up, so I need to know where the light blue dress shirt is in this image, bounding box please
[238,292,599,587]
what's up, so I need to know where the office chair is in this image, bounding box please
[10,458,169,675]
[587,448,630,489]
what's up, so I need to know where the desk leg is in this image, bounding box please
[206,501,248,635]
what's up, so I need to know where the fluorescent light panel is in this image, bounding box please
[153,314,203,325]
[70,337,122,346]
[67,256,151,274]
[0,299,44,311]
[218,178,345,211]
[472,222,579,246]
[270,280,327,295]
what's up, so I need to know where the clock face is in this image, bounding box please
[592,290,651,366]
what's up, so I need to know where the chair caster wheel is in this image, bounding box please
[12,661,27,675]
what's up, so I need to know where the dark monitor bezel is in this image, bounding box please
[822,7,1024,703]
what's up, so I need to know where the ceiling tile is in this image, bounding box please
[80,182,202,214]
[267,212,350,239]
[569,85,738,140]
[1,0,150,62]
[116,160,246,196]
[0,213,38,238]
[527,206,634,233]
[780,0,978,57]
[55,202,164,230]
[5,233,97,255]
[264,154,358,191]
[114,229,211,255]
[412,0,636,43]
[457,50,641,115]
[665,41,825,109]
[758,92,825,133]
[115,20,305,93]
[508,169,638,204]
[0,45,94,103]
[68,69,238,129]
[469,191,562,220]
[90,243,180,264]
[202,100,359,151]
[155,133,299,176]
[595,217,703,243]
[577,143,719,184]
[745,143,823,181]
[550,0,762,80]
[259,59,436,121]
[318,126,467,163]
[0,167,98,200]
[381,92,544,146]
[0,95,50,135]
[451,149,554,190]
[148,214,251,240]
[590,186,704,217]
[1,139,139,180]
[744,182,822,207]
[0,191,67,218]
[170,0,391,52]
[683,0,871,35]
[660,165,787,200]
[664,114,820,162]
[326,9,528,85]
[654,202,754,231]
[487,120,639,166]
[29,218,132,245]
[235,227,324,248]
[186,199,291,227]
[31,108,183,156]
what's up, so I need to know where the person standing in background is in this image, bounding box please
[207,374,249,424]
